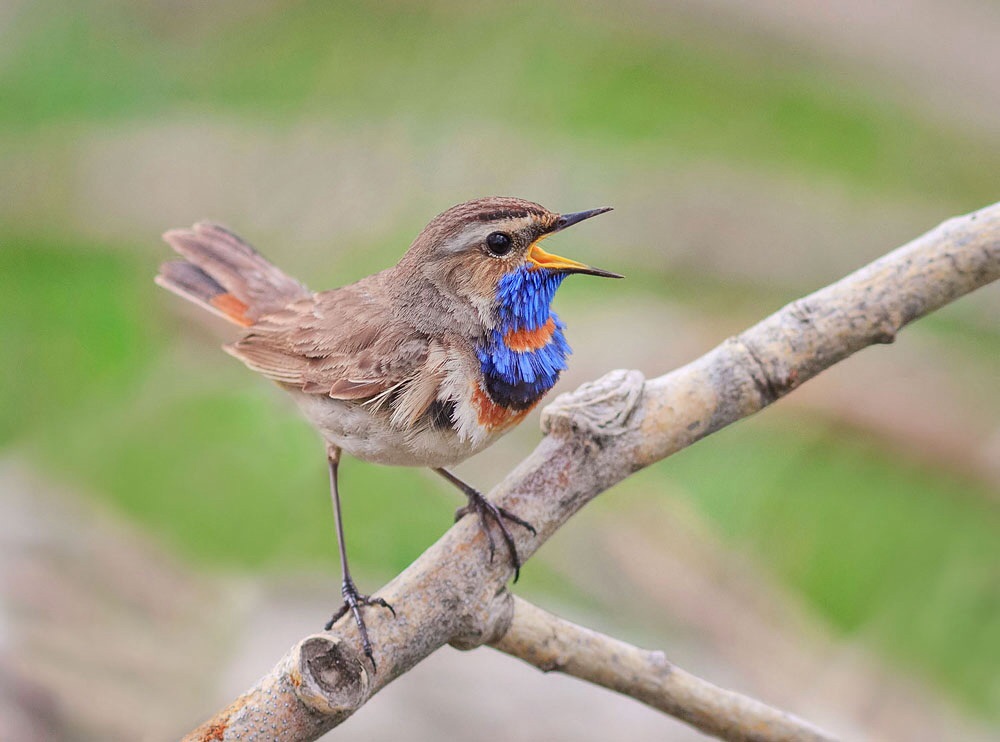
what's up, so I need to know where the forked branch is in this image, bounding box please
[185,203,1000,742]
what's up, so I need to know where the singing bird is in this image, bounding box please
[156,197,620,666]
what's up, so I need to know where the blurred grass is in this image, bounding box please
[1,0,997,204]
[661,418,1000,714]
[1,0,998,722]
[0,239,155,445]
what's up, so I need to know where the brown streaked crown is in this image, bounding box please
[424,196,556,236]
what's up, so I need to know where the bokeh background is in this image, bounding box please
[1,1,998,740]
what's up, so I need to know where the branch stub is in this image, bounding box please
[294,635,369,715]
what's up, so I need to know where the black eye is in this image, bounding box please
[486,232,513,256]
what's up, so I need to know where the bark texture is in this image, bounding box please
[184,203,1000,742]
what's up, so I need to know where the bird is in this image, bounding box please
[156,197,620,668]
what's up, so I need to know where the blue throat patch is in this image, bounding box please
[477,266,572,410]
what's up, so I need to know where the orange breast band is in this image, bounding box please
[504,317,556,352]
[471,386,536,432]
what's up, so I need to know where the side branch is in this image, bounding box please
[185,202,1000,742]
[491,597,835,742]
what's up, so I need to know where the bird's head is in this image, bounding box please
[401,196,621,330]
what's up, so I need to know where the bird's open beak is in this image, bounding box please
[527,207,623,279]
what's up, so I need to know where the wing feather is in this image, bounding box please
[226,277,437,417]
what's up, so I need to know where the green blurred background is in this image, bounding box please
[1,1,997,739]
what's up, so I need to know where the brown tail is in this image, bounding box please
[156,222,309,326]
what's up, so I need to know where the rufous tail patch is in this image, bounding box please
[210,293,253,326]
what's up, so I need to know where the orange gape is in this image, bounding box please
[210,293,253,326]
[503,317,556,352]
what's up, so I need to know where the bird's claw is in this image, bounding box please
[456,491,536,582]
[325,578,395,671]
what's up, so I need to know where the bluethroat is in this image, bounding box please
[157,197,620,667]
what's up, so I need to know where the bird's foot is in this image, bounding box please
[455,489,537,582]
[324,578,395,671]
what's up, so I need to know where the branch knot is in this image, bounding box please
[449,589,515,651]
[541,369,645,438]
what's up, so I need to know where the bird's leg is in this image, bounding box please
[324,447,394,671]
[433,467,537,582]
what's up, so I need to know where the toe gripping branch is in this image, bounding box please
[454,486,537,582]
[326,579,395,671]
[435,467,537,581]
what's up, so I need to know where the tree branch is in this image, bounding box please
[184,203,1000,742]
[491,597,835,742]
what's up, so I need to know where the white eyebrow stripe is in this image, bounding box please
[440,223,492,253]
[439,216,537,253]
